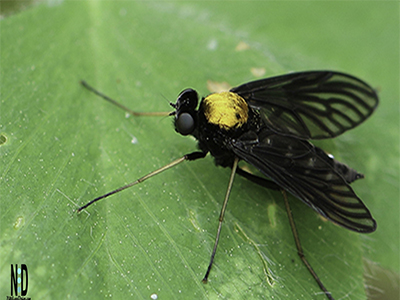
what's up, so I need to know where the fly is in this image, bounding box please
[78,71,378,300]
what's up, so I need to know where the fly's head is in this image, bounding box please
[171,88,199,136]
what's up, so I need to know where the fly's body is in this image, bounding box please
[79,70,379,300]
[172,71,377,233]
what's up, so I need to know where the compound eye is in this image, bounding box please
[176,89,198,110]
[176,112,195,135]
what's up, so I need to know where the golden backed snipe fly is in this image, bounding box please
[78,71,378,300]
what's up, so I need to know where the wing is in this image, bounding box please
[231,71,379,139]
[230,130,376,233]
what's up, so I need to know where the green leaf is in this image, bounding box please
[1,1,398,300]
